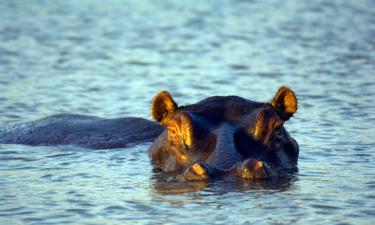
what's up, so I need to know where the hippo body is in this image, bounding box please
[0,114,164,149]
[0,86,299,181]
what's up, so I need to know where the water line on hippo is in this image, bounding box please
[0,86,299,182]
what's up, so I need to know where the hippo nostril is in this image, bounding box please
[253,161,263,171]
[192,163,205,175]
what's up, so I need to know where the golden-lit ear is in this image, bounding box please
[151,91,178,126]
[271,86,298,121]
[167,112,194,148]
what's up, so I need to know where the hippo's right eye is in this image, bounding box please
[166,112,194,148]
[167,127,179,144]
[248,109,284,145]
[273,126,281,134]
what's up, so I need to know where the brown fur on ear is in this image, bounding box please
[271,86,298,121]
[151,91,178,126]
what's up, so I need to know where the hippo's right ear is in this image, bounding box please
[151,91,178,126]
[271,86,298,121]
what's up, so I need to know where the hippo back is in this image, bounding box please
[0,114,164,149]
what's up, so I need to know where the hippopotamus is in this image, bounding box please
[0,86,299,181]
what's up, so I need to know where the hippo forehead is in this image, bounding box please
[151,86,297,126]
[179,95,269,124]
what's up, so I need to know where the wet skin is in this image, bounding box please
[0,86,299,181]
[149,86,299,181]
[0,114,164,149]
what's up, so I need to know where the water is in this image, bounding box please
[0,0,374,224]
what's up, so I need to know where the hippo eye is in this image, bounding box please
[167,127,180,146]
[168,127,178,137]
[274,126,281,133]
[272,119,283,133]
[249,109,284,144]
[166,112,194,148]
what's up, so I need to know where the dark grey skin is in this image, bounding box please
[0,114,164,149]
[148,86,299,181]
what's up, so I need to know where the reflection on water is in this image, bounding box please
[151,171,296,196]
[1,0,375,224]
[152,177,296,196]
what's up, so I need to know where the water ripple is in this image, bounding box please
[0,0,374,224]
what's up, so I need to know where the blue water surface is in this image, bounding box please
[0,0,374,224]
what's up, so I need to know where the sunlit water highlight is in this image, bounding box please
[0,0,374,224]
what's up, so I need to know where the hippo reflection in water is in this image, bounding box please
[0,86,299,181]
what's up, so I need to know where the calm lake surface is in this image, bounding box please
[1,0,374,224]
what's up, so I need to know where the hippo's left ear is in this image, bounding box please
[271,86,298,121]
[151,91,178,126]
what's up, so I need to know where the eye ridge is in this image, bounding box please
[168,127,189,148]
[274,126,281,133]
[168,126,178,135]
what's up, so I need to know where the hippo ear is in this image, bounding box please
[271,86,298,121]
[151,91,178,126]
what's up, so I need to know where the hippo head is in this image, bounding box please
[148,86,299,181]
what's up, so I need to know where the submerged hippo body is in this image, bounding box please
[0,114,164,149]
[0,86,299,181]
